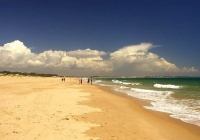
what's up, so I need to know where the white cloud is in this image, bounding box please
[67,48,107,58]
[0,40,111,75]
[0,40,34,68]
[0,40,31,54]
[109,43,199,76]
[0,40,199,76]
[110,43,153,59]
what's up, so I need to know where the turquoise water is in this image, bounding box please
[94,77,200,127]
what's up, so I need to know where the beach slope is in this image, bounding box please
[0,76,100,140]
[0,76,200,140]
[77,82,200,140]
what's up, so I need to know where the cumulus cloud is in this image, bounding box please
[67,48,107,58]
[0,40,111,76]
[0,40,34,68]
[109,43,199,76]
[0,40,199,76]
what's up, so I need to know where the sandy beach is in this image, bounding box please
[0,76,100,140]
[0,76,200,140]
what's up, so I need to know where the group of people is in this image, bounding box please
[61,76,93,85]
[79,77,93,85]
[87,77,92,85]
[61,76,65,82]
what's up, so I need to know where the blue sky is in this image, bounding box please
[0,0,200,76]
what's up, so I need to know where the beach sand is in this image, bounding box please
[0,76,100,140]
[0,76,200,140]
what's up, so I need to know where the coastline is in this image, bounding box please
[0,76,200,140]
[77,82,200,140]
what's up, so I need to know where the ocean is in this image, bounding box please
[93,77,200,127]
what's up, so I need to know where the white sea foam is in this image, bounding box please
[128,88,173,101]
[112,79,122,84]
[112,80,141,86]
[122,82,132,85]
[122,82,141,85]
[98,83,110,86]
[131,83,141,85]
[95,79,200,127]
[119,85,129,89]
[114,87,200,127]
[145,100,200,126]
[94,80,102,83]
[154,84,182,89]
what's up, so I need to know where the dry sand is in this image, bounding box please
[0,76,100,140]
[0,76,200,140]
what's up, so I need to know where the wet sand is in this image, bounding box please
[77,81,200,140]
[0,76,200,140]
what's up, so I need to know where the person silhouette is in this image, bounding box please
[90,77,92,85]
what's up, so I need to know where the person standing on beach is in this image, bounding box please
[79,78,82,84]
[90,77,92,85]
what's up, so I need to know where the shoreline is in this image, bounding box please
[0,76,200,140]
[92,79,200,127]
[77,82,200,140]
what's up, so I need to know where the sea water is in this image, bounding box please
[94,77,200,127]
